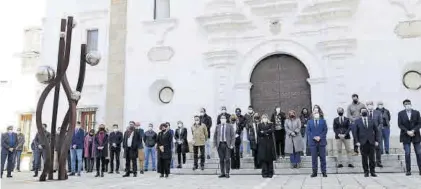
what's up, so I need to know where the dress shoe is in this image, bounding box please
[218,174,226,178]
[419,172,421,176]
[226,174,230,178]
[165,174,169,178]
[122,173,130,177]
[139,170,144,174]
[406,172,411,176]
[77,173,81,176]
[116,171,120,174]
[268,175,273,178]
[201,166,205,171]
[364,173,369,177]
[376,163,383,168]
[101,172,104,177]
[7,175,12,178]
[310,173,317,177]
[322,173,327,177]
[207,155,211,159]
[144,169,148,172]
[133,173,137,177]
[348,164,354,168]
[108,171,114,174]
[68,172,75,176]
[152,168,157,171]
[385,151,389,154]
[177,165,182,169]
[370,173,377,177]
[192,167,197,171]
[95,173,100,177]
[160,174,164,178]
[337,164,344,168]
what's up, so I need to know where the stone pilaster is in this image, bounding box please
[105,0,127,129]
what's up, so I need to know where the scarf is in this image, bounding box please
[97,131,105,146]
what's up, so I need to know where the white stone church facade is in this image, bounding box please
[39,0,421,148]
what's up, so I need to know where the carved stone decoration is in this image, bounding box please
[295,0,360,24]
[147,46,175,62]
[203,49,239,68]
[389,0,421,18]
[269,19,282,35]
[196,0,254,34]
[394,20,421,38]
[291,26,350,37]
[244,0,298,19]
[316,39,357,59]
[142,18,178,45]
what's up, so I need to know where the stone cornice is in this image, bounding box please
[291,26,350,37]
[204,49,239,68]
[244,0,298,19]
[307,77,328,85]
[295,0,359,24]
[316,39,357,59]
[142,18,178,45]
[233,82,253,90]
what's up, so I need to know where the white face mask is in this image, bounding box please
[248,109,253,114]
[276,108,280,113]
[113,128,118,132]
[221,110,226,114]
[378,105,383,109]
[367,105,373,110]
[8,130,13,133]
[313,114,320,119]
[405,105,412,110]
[221,119,227,124]
[195,120,200,124]
[262,118,268,123]
[178,124,182,128]
[148,127,153,131]
[314,108,319,113]
[76,125,81,129]
[17,131,21,134]
[200,112,205,116]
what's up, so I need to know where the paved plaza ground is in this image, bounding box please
[1,172,421,189]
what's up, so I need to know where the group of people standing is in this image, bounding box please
[1,95,420,179]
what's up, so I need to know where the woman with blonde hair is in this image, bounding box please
[257,114,276,178]
[285,110,304,168]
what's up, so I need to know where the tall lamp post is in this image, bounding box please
[35,16,100,181]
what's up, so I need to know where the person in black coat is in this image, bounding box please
[175,121,189,168]
[398,99,421,176]
[122,125,139,177]
[157,123,173,178]
[94,124,109,177]
[247,113,261,169]
[271,106,286,159]
[1,126,18,178]
[257,114,276,178]
[109,124,123,174]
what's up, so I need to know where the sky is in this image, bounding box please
[0,0,46,81]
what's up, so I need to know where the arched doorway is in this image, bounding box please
[250,54,311,116]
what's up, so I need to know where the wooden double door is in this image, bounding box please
[250,54,311,116]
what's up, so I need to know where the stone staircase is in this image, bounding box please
[171,154,418,175]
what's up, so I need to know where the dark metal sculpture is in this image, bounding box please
[35,16,100,181]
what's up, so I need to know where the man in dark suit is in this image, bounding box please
[333,107,354,168]
[109,124,123,174]
[70,121,85,176]
[122,124,140,177]
[213,115,235,178]
[199,108,213,159]
[366,101,384,167]
[306,112,328,177]
[355,107,380,177]
[398,99,421,176]
[1,126,18,178]
[33,124,51,177]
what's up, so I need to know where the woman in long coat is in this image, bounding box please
[84,129,96,172]
[94,124,109,177]
[257,114,277,178]
[157,123,173,178]
[285,110,304,168]
[174,121,189,168]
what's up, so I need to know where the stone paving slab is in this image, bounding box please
[2,172,421,189]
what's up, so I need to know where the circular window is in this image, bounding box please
[403,71,421,90]
[159,87,174,104]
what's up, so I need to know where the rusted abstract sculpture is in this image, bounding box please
[35,16,101,181]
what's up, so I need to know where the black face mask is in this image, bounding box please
[361,112,368,117]
[338,112,344,116]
